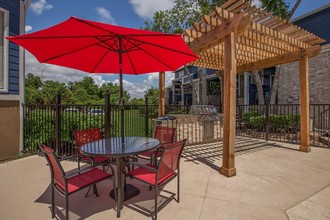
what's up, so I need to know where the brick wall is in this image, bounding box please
[278,44,330,104]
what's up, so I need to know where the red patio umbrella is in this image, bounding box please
[7,16,198,138]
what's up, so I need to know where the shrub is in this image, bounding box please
[24,109,117,153]
[242,112,300,133]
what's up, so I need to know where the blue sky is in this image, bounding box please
[25,0,330,98]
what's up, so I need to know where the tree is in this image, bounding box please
[25,73,43,104]
[145,87,159,105]
[144,1,227,104]
[144,0,226,34]
[39,80,70,104]
[99,82,130,104]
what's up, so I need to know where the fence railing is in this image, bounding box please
[23,93,158,156]
[236,104,330,148]
[23,101,330,156]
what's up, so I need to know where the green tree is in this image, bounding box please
[144,0,226,34]
[99,82,130,104]
[25,73,43,104]
[129,98,144,105]
[39,80,69,104]
[145,87,159,105]
[261,0,290,19]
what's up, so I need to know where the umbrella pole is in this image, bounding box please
[119,38,125,143]
[119,71,125,143]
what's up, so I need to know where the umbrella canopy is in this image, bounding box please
[8,16,198,74]
[7,16,198,139]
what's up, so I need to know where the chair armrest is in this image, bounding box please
[58,154,81,161]
[124,161,157,172]
[63,165,96,179]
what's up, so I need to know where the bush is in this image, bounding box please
[24,109,117,153]
[242,112,300,133]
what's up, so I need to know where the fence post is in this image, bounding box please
[104,91,110,138]
[265,104,269,141]
[145,97,149,137]
[55,92,61,156]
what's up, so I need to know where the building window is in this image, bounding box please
[0,8,9,93]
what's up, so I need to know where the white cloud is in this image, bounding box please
[25,52,89,83]
[129,0,174,19]
[251,0,262,8]
[89,74,106,86]
[30,0,53,16]
[165,73,174,87]
[25,25,33,32]
[96,7,116,24]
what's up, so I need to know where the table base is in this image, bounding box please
[109,184,140,201]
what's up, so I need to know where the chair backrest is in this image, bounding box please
[74,128,102,149]
[40,144,66,188]
[157,139,187,180]
[154,126,176,144]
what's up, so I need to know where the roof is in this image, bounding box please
[183,0,325,72]
[291,4,330,44]
[291,3,330,22]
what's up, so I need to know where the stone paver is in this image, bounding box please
[0,138,330,220]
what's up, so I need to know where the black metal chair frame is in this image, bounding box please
[40,145,115,220]
[124,139,187,220]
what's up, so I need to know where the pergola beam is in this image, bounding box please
[237,45,321,73]
[187,13,250,54]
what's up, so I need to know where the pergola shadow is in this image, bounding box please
[182,137,299,172]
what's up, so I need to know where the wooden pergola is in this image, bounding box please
[158,0,325,177]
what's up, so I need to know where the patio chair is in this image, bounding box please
[40,144,114,220]
[137,126,176,165]
[125,139,187,220]
[74,128,109,170]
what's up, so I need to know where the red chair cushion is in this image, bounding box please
[128,164,176,186]
[56,168,111,194]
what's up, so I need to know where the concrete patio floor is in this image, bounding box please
[1,137,330,220]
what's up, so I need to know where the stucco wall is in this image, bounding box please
[0,101,20,160]
[278,44,330,104]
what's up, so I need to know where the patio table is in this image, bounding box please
[80,136,160,217]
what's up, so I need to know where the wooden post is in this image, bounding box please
[299,56,311,152]
[159,71,165,116]
[220,32,237,177]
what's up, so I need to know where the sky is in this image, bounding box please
[24,0,330,98]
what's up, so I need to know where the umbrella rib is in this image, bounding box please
[126,53,137,74]
[125,37,198,59]
[90,48,112,73]
[42,37,116,62]
[128,40,175,70]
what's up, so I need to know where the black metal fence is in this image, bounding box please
[165,104,222,114]
[236,104,330,148]
[23,93,158,156]
[23,100,330,156]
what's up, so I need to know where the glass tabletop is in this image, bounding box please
[80,136,160,157]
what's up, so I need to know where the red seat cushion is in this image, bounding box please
[56,168,111,194]
[128,164,176,186]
